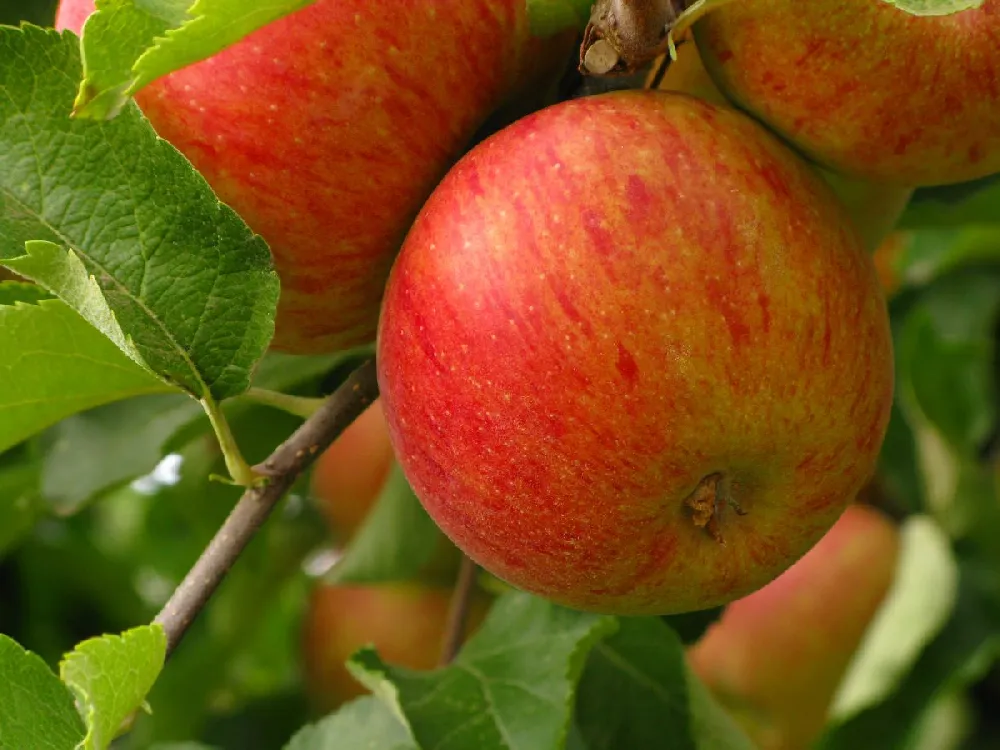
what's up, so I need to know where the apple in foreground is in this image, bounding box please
[376,90,895,615]
[56,0,571,353]
[688,503,900,750]
[302,583,490,711]
[311,401,394,544]
[694,0,1000,186]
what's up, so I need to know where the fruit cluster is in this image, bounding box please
[54,0,997,744]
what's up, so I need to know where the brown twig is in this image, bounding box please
[155,358,379,657]
[439,555,479,665]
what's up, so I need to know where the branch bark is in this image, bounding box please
[439,555,480,665]
[155,357,380,657]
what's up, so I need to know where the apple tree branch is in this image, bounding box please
[155,357,380,657]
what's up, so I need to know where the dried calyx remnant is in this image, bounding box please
[684,472,747,545]
[580,0,702,76]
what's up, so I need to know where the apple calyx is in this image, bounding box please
[684,473,746,544]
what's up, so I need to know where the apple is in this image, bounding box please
[649,41,913,253]
[687,503,900,750]
[311,401,394,544]
[376,90,895,615]
[56,0,573,353]
[694,0,1000,186]
[302,583,490,712]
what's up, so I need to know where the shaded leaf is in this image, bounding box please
[326,465,445,585]
[577,616,753,750]
[41,393,200,514]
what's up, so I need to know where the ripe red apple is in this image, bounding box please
[694,0,1000,186]
[56,0,572,353]
[302,583,490,711]
[311,401,394,544]
[650,41,913,253]
[688,503,900,750]
[376,90,895,615]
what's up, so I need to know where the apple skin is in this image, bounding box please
[376,90,895,615]
[651,42,913,253]
[302,583,489,712]
[56,0,570,353]
[694,0,1000,186]
[311,401,394,544]
[687,503,900,750]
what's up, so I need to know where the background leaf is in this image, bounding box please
[325,465,446,585]
[831,516,959,721]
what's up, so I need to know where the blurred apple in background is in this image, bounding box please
[301,583,490,712]
[310,401,394,545]
[688,503,901,750]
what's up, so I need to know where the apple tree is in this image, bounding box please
[0,1,998,748]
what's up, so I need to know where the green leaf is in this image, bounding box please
[894,230,1000,290]
[576,617,754,750]
[0,299,175,454]
[0,280,50,305]
[0,635,86,750]
[0,461,43,558]
[831,516,959,722]
[284,697,417,750]
[526,0,592,36]
[41,393,200,515]
[0,25,278,401]
[818,575,1000,750]
[59,625,168,750]
[900,176,1000,229]
[74,0,317,120]
[326,465,446,585]
[896,271,1000,455]
[879,0,984,16]
[350,592,618,750]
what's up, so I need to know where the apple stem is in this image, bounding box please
[157,359,379,658]
[242,387,325,419]
[439,555,480,666]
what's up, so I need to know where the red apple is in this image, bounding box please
[376,90,895,615]
[311,401,394,544]
[688,503,900,750]
[650,41,913,253]
[694,0,1000,186]
[56,0,572,353]
[301,583,490,711]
